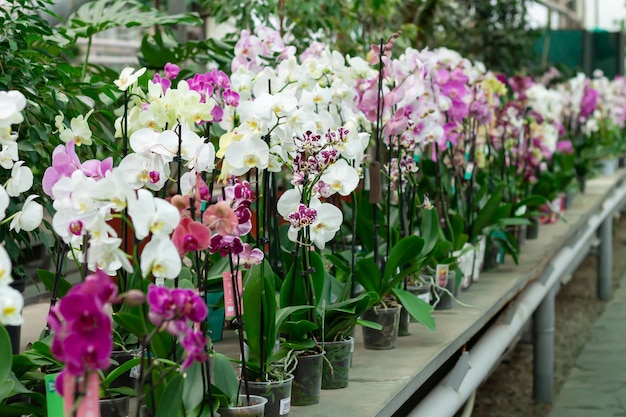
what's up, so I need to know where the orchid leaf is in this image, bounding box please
[182,362,204,413]
[392,288,436,331]
[419,208,440,256]
[103,358,141,388]
[212,353,238,406]
[37,269,71,300]
[0,326,12,383]
[242,261,277,378]
[383,236,425,284]
[354,257,381,294]
[155,373,184,417]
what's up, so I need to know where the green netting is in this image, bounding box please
[536,30,584,68]
[535,30,624,77]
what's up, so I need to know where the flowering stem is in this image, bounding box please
[228,256,250,403]
[434,142,450,238]
[81,35,93,82]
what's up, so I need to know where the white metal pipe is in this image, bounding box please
[409,180,626,417]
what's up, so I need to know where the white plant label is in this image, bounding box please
[280,398,291,415]
[436,264,449,287]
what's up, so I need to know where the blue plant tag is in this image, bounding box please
[464,162,475,180]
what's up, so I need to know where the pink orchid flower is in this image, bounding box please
[172,217,211,257]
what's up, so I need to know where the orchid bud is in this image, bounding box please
[121,290,145,307]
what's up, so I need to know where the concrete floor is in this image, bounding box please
[548,273,626,417]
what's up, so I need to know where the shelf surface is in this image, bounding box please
[214,170,626,417]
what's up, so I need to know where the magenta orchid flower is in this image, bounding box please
[164,62,180,79]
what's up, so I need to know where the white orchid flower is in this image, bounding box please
[268,144,286,172]
[59,110,94,146]
[91,169,138,212]
[118,153,169,191]
[0,142,18,169]
[0,245,13,286]
[84,211,117,242]
[129,128,176,162]
[320,159,360,196]
[115,67,147,91]
[140,236,181,280]
[309,199,343,249]
[277,188,302,220]
[51,172,99,242]
[0,185,9,222]
[0,90,26,129]
[0,285,23,326]
[5,161,34,196]
[224,133,269,176]
[87,236,133,275]
[9,195,43,233]
[128,189,180,240]
[189,141,216,173]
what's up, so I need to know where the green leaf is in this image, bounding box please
[0,379,15,403]
[354,257,382,294]
[0,326,12,382]
[182,362,204,412]
[392,288,436,331]
[103,358,141,388]
[471,188,504,240]
[242,261,276,378]
[113,313,147,338]
[155,373,184,417]
[419,208,440,256]
[106,386,137,397]
[36,269,72,299]
[212,353,238,406]
[383,235,425,283]
[356,318,383,331]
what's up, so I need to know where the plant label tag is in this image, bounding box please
[280,397,291,415]
[464,162,475,180]
[45,373,64,417]
[63,372,101,417]
[222,271,243,318]
[436,264,449,287]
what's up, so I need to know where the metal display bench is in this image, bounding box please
[282,170,626,417]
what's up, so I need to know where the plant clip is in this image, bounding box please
[257,237,270,246]
[300,267,316,276]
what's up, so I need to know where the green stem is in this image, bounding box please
[81,36,93,82]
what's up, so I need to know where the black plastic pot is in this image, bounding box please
[577,174,587,194]
[291,350,324,406]
[517,224,527,248]
[108,350,139,390]
[564,190,575,210]
[100,396,130,417]
[526,218,540,240]
[7,278,26,354]
[246,374,293,417]
[361,306,401,350]
[398,307,411,336]
[484,240,502,271]
[321,337,352,389]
